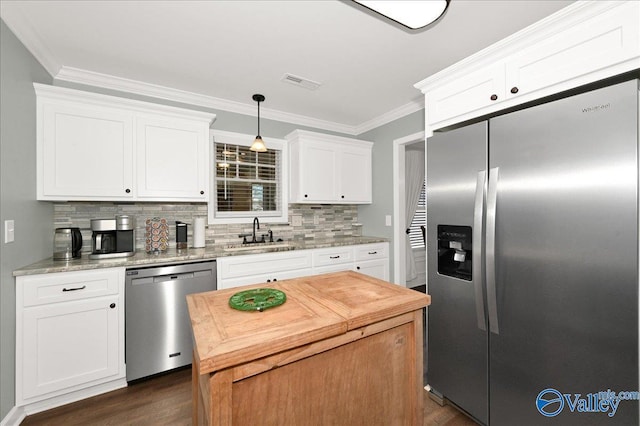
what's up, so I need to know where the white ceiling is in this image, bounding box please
[0,0,574,135]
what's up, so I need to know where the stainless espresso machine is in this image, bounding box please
[89,215,136,259]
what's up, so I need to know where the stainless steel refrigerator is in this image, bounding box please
[426,78,639,425]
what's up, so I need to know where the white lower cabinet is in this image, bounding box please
[311,245,356,275]
[217,243,390,289]
[217,250,313,289]
[353,243,389,281]
[218,268,314,290]
[355,259,388,281]
[16,268,126,409]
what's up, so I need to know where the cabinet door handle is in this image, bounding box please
[304,194,308,198]
[125,188,131,194]
[341,195,345,199]
[329,255,340,259]
[273,278,277,282]
[200,190,205,195]
[267,279,271,283]
[62,285,86,292]
[510,87,519,94]
[110,303,116,309]
[490,94,498,101]
[368,251,377,255]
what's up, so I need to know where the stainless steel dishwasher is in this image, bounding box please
[125,260,216,381]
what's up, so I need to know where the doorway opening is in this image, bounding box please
[392,131,426,288]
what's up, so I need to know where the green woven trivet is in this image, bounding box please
[229,288,286,312]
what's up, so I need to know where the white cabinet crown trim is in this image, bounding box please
[34,83,216,124]
[416,1,636,92]
[286,129,373,149]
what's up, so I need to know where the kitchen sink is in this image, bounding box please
[223,242,294,252]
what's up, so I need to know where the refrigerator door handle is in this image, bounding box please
[473,170,487,331]
[486,167,500,334]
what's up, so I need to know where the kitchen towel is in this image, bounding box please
[193,217,206,248]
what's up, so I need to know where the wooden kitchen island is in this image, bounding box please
[186,271,431,426]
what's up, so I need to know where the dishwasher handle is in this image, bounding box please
[153,272,195,283]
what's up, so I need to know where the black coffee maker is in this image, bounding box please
[89,215,136,259]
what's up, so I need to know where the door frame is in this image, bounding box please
[392,131,425,286]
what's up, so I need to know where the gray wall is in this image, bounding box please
[357,109,425,281]
[0,20,54,420]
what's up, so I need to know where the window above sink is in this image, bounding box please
[209,130,289,224]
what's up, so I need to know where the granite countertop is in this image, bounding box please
[13,236,388,276]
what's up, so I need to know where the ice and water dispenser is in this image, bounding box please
[437,225,472,281]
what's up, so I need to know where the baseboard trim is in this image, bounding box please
[0,406,26,426]
[428,390,445,406]
[21,378,127,417]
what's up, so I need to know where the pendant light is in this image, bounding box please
[250,94,267,152]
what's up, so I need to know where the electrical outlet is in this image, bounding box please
[292,215,302,227]
[385,215,392,227]
[4,220,15,243]
[313,215,319,225]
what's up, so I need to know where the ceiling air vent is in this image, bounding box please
[281,73,322,91]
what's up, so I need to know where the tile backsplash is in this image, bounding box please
[54,203,361,253]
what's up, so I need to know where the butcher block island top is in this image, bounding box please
[187,271,431,426]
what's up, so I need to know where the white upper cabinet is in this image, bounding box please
[38,95,135,200]
[35,84,215,201]
[287,130,372,204]
[416,1,640,132]
[425,63,505,136]
[136,115,208,201]
[504,2,639,99]
[339,143,372,203]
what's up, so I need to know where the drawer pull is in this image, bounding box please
[62,285,86,292]
[110,303,116,309]
[329,255,340,259]
[490,94,498,101]
[368,251,378,255]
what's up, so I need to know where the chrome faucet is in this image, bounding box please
[252,217,260,243]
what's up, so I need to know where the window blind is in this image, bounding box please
[408,180,426,248]
[214,143,282,218]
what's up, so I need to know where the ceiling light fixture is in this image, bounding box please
[353,0,449,30]
[250,94,267,152]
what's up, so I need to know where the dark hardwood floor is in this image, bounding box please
[22,367,476,426]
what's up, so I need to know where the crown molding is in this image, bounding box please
[0,4,61,77]
[54,67,364,135]
[415,0,614,92]
[1,1,424,137]
[2,2,424,137]
[354,97,425,135]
